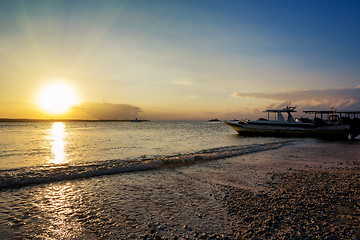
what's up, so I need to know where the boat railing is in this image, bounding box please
[302,111,360,130]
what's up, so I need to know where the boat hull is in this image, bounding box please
[225,122,351,139]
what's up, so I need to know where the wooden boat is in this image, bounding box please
[224,106,360,140]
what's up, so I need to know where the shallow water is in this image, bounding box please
[1,168,235,239]
[0,121,280,169]
[0,121,289,189]
[1,121,358,239]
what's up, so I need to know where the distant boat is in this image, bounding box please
[208,118,221,122]
[224,106,360,140]
[131,118,143,122]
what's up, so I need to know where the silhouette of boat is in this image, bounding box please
[225,106,360,139]
[208,118,221,122]
[131,118,143,122]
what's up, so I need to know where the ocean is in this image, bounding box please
[0,121,358,239]
[0,121,291,187]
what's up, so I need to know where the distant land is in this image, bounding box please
[0,118,150,122]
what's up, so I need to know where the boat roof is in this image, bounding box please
[265,110,296,113]
[303,110,360,114]
[264,107,296,113]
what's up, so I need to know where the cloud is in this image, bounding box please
[231,87,360,111]
[172,78,195,86]
[73,102,141,120]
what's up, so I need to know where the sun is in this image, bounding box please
[38,82,79,114]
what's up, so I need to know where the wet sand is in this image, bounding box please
[178,139,360,239]
[131,139,360,239]
[1,139,359,239]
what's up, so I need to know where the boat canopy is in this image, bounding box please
[303,111,360,119]
[264,106,297,113]
[264,109,297,113]
[262,106,296,122]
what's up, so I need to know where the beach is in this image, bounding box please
[2,0,360,238]
[185,140,360,239]
[137,139,360,239]
[224,168,360,239]
[1,136,359,239]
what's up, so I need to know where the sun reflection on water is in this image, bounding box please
[49,122,67,164]
[35,183,86,239]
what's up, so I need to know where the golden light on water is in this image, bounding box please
[35,183,85,239]
[49,122,67,164]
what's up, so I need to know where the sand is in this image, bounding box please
[2,139,359,239]
[222,168,360,239]
[163,139,360,239]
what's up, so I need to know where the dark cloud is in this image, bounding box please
[231,87,360,111]
[74,102,141,120]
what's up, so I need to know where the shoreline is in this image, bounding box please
[179,139,360,239]
[1,140,359,239]
[0,118,150,122]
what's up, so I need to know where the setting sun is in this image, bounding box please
[38,82,79,114]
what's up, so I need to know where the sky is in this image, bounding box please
[1,0,360,120]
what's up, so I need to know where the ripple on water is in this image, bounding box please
[0,167,235,239]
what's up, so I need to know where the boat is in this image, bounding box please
[131,118,143,122]
[208,118,221,122]
[224,106,360,140]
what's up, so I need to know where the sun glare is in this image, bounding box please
[49,122,67,164]
[38,82,79,114]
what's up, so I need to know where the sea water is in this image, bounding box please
[0,121,322,238]
[0,121,291,189]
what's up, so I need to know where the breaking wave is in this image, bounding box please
[0,141,295,190]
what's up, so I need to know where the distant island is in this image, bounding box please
[0,118,150,122]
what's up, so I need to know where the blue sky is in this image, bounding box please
[1,0,360,119]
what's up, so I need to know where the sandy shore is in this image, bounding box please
[2,139,359,239]
[222,167,360,239]
[172,139,360,239]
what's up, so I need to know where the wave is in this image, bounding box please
[0,140,296,190]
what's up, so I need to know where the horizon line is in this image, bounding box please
[0,118,151,122]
